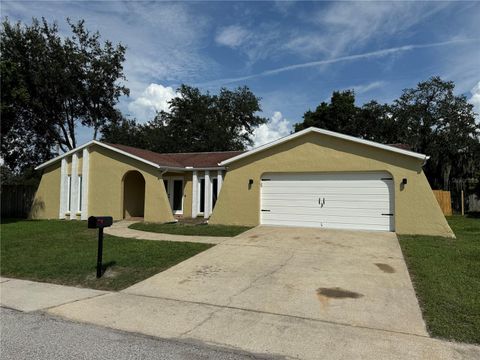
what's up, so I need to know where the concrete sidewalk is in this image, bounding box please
[0,277,107,312]
[2,308,257,360]
[1,277,479,359]
[48,292,480,360]
[104,220,229,244]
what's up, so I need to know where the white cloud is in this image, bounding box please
[1,2,217,96]
[128,84,179,121]
[287,2,450,58]
[470,81,480,119]
[215,25,250,48]
[201,39,474,87]
[348,81,386,95]
[251,111,291,148]
[214,22,283,64]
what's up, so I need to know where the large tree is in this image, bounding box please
[0,18,128,173]
[294,90,358,135]
[294,91,400,143]
[392,77,479,190]
[102,85,268,153]
[101,115,148,149]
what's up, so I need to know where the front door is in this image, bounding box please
[163,177,184,214]
[172,180,183,213]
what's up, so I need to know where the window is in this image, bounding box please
[212,178,218,208]
[199,178,205,213]
[78,176,82,211]
[172,180,183,212]
[67,175,72,212]
[163,178,184,214]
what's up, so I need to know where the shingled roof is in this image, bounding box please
[35,128,422,172]
[105,143,244,168]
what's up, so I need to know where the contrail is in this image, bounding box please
[199,38,478,87]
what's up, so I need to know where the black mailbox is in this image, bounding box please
[88,216,113,229]
[88,216,113,279]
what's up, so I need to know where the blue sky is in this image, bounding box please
[3,1,480,146]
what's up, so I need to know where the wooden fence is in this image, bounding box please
[1,185,37,218]
[432,190,452,216]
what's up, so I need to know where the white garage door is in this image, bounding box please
[260,172,394,231]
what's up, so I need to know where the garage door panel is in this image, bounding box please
[263,207,390,217]
[263,173,391,181]
[261,218,390,231]
[262,188,391,196]
[262,193,391,202]
[260,172,394,231]
[264,181,391,188]
[262,212,391,226]
[263,199,390,208]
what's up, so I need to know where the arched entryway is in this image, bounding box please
[123,171,145,219]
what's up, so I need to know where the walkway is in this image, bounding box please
[104,220,229,244]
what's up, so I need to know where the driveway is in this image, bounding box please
[47,226,480,359]
[125,226,427,336]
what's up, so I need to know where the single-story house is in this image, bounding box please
[32,127,454,237]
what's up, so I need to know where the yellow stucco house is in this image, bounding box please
[32,127,454,237]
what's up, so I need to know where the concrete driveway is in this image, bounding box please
[125,226,427,336]
[48,226,480,359]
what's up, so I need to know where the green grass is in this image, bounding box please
[129,222,252,237]
[398,216,480,344]
[0,219,213,291]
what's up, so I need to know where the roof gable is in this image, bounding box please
[105,143,244,168]
[35,140,243,171]
[219,127,428,166]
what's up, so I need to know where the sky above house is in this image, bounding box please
[3,1,480,147]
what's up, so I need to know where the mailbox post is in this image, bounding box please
[88,216,113,278]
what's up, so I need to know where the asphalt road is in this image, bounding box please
[0,308,273,360]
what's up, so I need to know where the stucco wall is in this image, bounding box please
[30,163,61,219]
[89,145,174,223]
[209,132,453,237]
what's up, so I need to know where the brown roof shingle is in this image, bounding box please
[104,142,244,169]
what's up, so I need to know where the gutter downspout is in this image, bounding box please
[159,167,169,177]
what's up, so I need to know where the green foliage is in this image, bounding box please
[295,90,358,134]
[294,77,480,192]
[0,166,40,186]
[102,85,268,152]
[399,216,480,344]
[0,18,128,173]
[129,222,252,237]
[101,116,147,149]
[0,220,213,291]
[392,77,479,190]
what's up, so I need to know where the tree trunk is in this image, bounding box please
[442,163,452,191]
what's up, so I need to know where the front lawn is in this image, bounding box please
[398,216,480,344]
[0,220,213,291]
[130,222,252,237]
